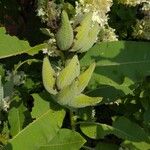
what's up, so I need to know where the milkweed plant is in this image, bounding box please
[0,0,150,149]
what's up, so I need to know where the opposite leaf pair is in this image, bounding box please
[42,55,102,108]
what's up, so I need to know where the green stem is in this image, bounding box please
[13,59,41,75]
[70,110,76,130]
[82,146,94,150]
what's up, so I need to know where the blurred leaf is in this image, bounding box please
[39,129,86,150]
[5,100,65,150]
[0,27,47,59]
[8,103,27,137]
[80,117,149,142]
[122,140,150,150]
[31,92,58,118]
[95,142,119,150]
[113,117,150,142]
[80,41,150,97]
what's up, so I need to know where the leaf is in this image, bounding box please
[113,117,150,142]
[95,142,119,150]
[80,117,150,142]
[26,43,48,56]
[70,94,102,108]
[122,140,150,150]
[3,80,14,98]
[8,103,27,137]
[39,129,86,150]
[77,63,96,94]
[56,10,74,51]
[56,55,80,90]
[5,101,65,150]
[80,41,150,95]
[0,27,47,59]
[31,92,57,118]
[42,56,57,95]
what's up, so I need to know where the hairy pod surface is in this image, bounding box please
[56,10,74,51]
[77,63,96,94]
[56,55,80,90]
[42,56,57,95]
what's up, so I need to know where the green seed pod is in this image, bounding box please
[56,55,80,90]
[71,12,100,53]
[77,63,96,94]
[42,56,57,95]
[56,10,74,51]
[69,94,102,108]
[56,80,78,107]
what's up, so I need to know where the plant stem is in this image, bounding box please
[13,59,41,75]
[70,110,76,130]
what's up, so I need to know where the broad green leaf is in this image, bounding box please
[122,140,150,150]
[8,103,27,137]
[5,105,65,150]
[26,43,48,56]
[113,117,150,142]
[70,94,102,108]
[80,41,150,95]
[39,129,86,150]
[56,55,80,90]
[80,117,150,142]
[42,56,57,95]
[95,142,119,150]
[31,92,57,118]
[77,63,96,94]
[56,10,73,51]
[0,27,47,59]
[86,85,124,104]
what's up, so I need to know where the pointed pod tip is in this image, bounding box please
[89,62,96,72]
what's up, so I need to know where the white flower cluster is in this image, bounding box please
[142,1,150,17]
[75,0,113,27]
[37,1,61,24]
[133,18,150,40]
[99,26,118,42]
[0,97,10,112]
[75,0,118,41]
[117,0,148,6]
[132,1,150,40]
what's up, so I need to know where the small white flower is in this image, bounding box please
[42,48,48,54]
[1,97,10,112]
[37,8,45,16]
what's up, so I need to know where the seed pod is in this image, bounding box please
[56,80,78,107]
[69,94,102,108]
[42,56,57,95]
[56,55,80,90]
[56,10,74,51]
[77,63,95,94]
